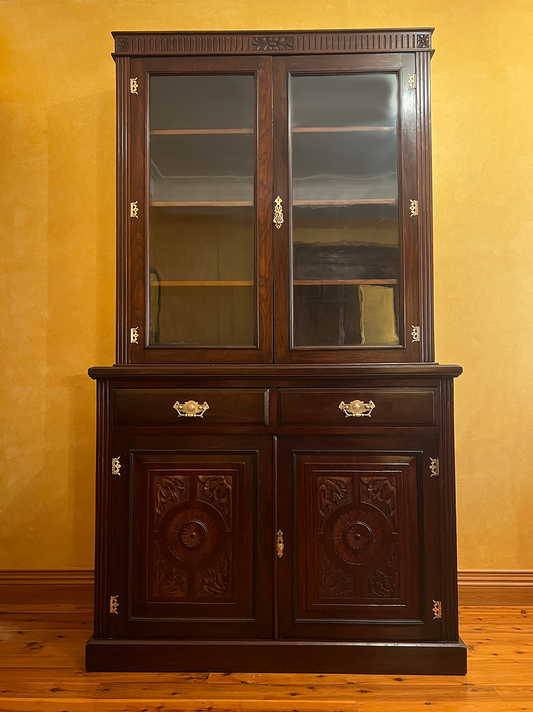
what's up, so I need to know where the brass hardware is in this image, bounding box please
[408,73,417,89]
[339,399,375,418]
[432,600,442,619]
[130,327,139,344]
[112,457,121,476]
[273,196,284,229]
[173,400,210,418]
[430,457,440,477]
[411,325,421,342]
[130,77,138,94]
[276,530,284,558]
[110,595,119,614]
[130,201,139,218]
[410,199,418,217]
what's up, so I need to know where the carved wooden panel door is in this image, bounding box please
[107,434,272,640]
[276,435,443,641]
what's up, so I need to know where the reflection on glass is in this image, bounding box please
[291,73,400,347]
[149,75,255,346]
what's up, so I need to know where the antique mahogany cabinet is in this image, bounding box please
[86,28,466,674]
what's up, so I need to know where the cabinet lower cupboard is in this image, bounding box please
[86,365,466,674]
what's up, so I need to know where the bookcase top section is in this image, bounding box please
[112,29,434,57]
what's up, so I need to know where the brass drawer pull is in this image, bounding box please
[339,399,375,418]
[173,400,209,418]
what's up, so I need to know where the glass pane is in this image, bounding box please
[290,73,400,347]
[149,75,255,346]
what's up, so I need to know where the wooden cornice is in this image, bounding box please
[112,29,434,57]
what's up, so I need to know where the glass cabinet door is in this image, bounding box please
[274,55,419,363]
[128,57,272,363]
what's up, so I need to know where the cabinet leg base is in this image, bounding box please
[86,636,467,674]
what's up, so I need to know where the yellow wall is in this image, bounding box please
[1,0,532,570]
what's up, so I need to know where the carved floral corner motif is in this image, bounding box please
[153,543,188,598]
[361,476,397,529]
[366,544,398,598]
[199,551,231,597]
[417,33,430,48]
[317,476,351,518]
[198,475,232,520]
[251,36,295,51]
[319,556,355,598]
[154,475,188,519]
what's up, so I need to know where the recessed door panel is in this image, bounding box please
[276,436,442,641]
[108,435,272,640]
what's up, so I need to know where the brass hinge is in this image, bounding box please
[409,199,418,217]
[130,77,138,94]
[432,600,442,619]
[111,457,121,476]
[130,201,139,218]
[130,327,139,344]
[430,457,440,477]
[408,73,417,90]
[110,595,119,614]
[411,325,421,342]
[276,530,284,558]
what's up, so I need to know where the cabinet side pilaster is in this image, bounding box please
[94,379,111,638]
[115,56,130,364]
[416,51,435,362]
[440,376,460,640]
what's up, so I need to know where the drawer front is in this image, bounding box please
[278,388,436,426]
[114,389,269,426]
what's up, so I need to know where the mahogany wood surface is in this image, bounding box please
[113,388,270,426]
[2,604,533,710]
[277,387,436,426]
[93,29,462,675]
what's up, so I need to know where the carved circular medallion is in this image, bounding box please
[331,510,384,565]
[166,508,218,564]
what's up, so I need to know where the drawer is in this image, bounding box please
[114,389,269,426]
[278,388,436,426]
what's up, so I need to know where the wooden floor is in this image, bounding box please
[0,605,532,711]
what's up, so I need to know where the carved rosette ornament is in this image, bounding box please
[115,37,131,52]
[166,507,218,564]
[251,36,295,51]
[331,510,384,565]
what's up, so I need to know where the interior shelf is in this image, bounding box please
[292,126,394,132]
[293,279,397,286]
[151,201,253,207]
[151,280,254,287]
[151,128,254,135]
[293,199,396,206]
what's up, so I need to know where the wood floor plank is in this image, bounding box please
[0,605,532,711]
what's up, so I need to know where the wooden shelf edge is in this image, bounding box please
[151,128,254,135]
[293,126,395,133]
[151,281,254,287]
[151,201,253,207]
[293,199,397,206]
[294,279,397,286]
